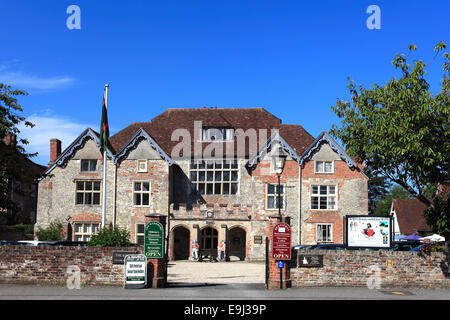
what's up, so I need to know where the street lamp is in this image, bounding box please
[271,146,287,219]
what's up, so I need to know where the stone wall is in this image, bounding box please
[0,245,142,286]
[291,250,450,288]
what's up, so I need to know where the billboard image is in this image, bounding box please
[345,216,392,248]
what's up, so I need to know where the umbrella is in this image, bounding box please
[399,233,424,241]
[423,234,445,242]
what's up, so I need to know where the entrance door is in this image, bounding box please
[228,227,246,261]
[200,227,218,259]
[173,226,190,260]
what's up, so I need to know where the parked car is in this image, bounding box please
[390,242,417,251]
[309,244,347,250]
[411,243,433,252]
[0,241,23,246]
[50,241,88,247]
[18,240,59,246]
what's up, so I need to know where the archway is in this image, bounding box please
[173,226,190,260]
[228,226,246,261]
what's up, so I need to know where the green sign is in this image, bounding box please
[144,221,164,259]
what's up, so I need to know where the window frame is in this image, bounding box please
[80,159,98,172]
[314,160,334,174]
[266,183,286,210]
[73,222,100,242]
[310,184,337,210]
[137,159,148,173]
[133,181,151,207]
[75,180,102,206]
[316,223,333,243]
[136,223,145,245]
[190,159,239,196]
[201,127,234,142]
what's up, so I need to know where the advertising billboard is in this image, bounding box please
[345,215,393,248]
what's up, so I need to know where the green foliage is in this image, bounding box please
[87,226,131,247]
[330,42,449,206]
[424,196,450,240]
[35,221,63,241]
[372,185,413,216]
[0,82,36,213]
[13,224,35,235]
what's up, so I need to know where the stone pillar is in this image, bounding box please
[267,215,291,290]
[144,214,167,288]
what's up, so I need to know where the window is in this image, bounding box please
[311,185,337,210]
[201,128,233,141]
[73,222,100,242]
[315,161,333,173]
[133,181,150,206]
[266,184,285,210]
[316,224,332,243]
[137,160,147,173]
[75,181,101,205]
[136,224,145,245]
[190,160,239,195]
[81,159,97,172]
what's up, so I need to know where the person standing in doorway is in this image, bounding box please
[192,240,199,260]
[219,240,226,262]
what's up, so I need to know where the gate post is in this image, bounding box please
[144,213,167,288]
[266,215,291,290]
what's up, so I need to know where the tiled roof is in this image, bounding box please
[109,108,315,158]
[392,198,432,235]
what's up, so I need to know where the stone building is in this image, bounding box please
[36,108,368,261]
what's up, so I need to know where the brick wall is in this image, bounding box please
[0,246,142,286]
[292,250,450,288]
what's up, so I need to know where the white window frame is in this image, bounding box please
[314,160,334,174]
[266,183,285,210]
[137,159,148,173]
[201,128,234,142]
[316,223,333,243]
[190,159,239,195]
[73,222,100,242]
[75,180,102,206]
[133,181,151,207]
[136,223,145,245]
[311,185,337,210]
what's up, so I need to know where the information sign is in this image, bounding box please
[272,222,291,260]
[144,221,164,259]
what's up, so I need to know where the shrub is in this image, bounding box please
[88,226,131,247]
[13,224,34,235]
[36,222,63,241]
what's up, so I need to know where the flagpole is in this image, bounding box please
[102,84,109,228]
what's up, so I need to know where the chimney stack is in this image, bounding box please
[49,139,62,165]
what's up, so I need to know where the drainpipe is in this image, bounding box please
[298,165,302,245]
[112,163,117,227]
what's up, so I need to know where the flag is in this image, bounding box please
[99,86,109,159]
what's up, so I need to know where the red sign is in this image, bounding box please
[272,222,291,260]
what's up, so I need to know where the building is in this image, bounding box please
[36,108,368,260]
[390,198,433,238]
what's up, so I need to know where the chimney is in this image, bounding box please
[2,134,17,148]
[49,139,62,165]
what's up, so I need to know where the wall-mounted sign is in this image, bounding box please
[273,222,291,260]
[112,251,136,265]
[298,254,323,268]
[144,221,164,259]
[124,254,147,289]
[254,235,263,244]
[345,215,393,249]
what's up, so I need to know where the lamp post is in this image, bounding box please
[271,146,287,219]
[271,145,287,290]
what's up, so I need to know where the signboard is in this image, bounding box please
[112,251,136,265]
[298,254,323,268]
[254,235,263,244]
[272,222,291,260]
[124,254,147,289]
[277,261,285,268]
[345,215,393,248]
[144,221,165,259]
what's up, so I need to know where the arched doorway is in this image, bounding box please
[200,227,218,259]
[173,226,190,260]
[228,227,246,261]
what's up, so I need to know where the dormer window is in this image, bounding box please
[202,128,233,142]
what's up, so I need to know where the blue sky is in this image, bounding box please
[1,0,448,165]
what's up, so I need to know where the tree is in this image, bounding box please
[372,185,413,217]
[330,42,449,207]
[0,83,35,218]
[330,43,449,246]
[365,162,392,215]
